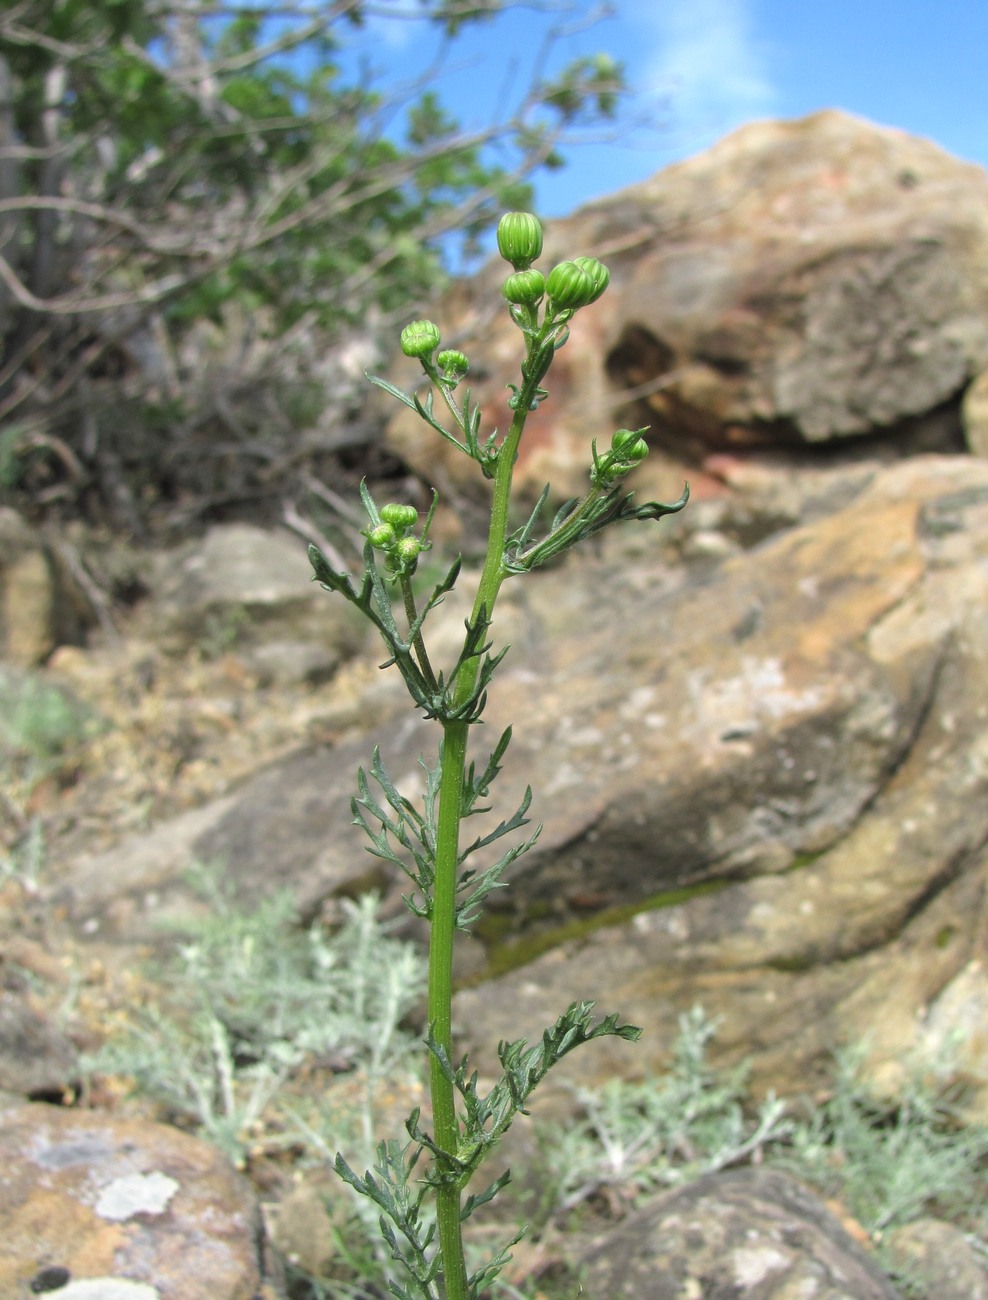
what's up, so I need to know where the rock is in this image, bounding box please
[883,1217,988,1300]
[0,988,78,1098]
[57,456,988,1112]
[0,512,103,664]
[0,509,58,665]
[576,1167,903,1299]
[962,370,988,457]
[150,522,369,677]
[914,957,988,1121]
[0,1103,277,1299]
[451,456,988,1104]
[386,111,988,509]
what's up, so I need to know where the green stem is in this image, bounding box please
[426,379,535,1299]
[429,718,469,1300]
[517,484,602,570]
[400,571,439,695]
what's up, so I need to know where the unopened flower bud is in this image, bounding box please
[496,211,544,270]
[502,269,547,307]
[611,428,649,463]
[591,427,651,489]
[367,523,396,550]
[396,536,421,567]
[572,256,610,304]
[436,349,469,384]
[380,503,419,532]
[546,260,596,312]
[400,319,441,360]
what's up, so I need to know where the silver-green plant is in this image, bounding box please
[540,1007,791,1215]
[86,878,424,1166]
[776,1046,988,1240]
[0,816,45,893]
[308,210,689,1299]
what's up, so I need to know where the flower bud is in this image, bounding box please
[380,503,419,532]
[591,427,650,489]
[546,260,596,312]
[502,269,547,307]
[572,256,610,304]
[367,523,396,550]
[496,211,544,270]
[436,349,469,384]
[400,319,441,360]
[395,536,421,567]
[611,428,649,463]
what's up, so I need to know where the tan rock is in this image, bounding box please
[962,369,988,456]
[386,111,988,513]
[149,522,370,679]
[450,455,988,1103]
[884,1218,988,1300]
[0,1104,273,1299]
[577,1168,902,1300]
[0,510,57,665]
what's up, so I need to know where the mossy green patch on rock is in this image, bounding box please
[473,878,729,982]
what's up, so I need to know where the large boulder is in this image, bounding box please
[386,111,988,507]
[451,454,988,1107]
[58,454,988,1114]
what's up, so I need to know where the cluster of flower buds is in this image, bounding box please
[392,211,648,489]
[496,212,610,317]
[590,427,650,489]
[399,321,470,390]
[366,501,426,576]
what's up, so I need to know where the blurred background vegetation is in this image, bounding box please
[0,0,624,539]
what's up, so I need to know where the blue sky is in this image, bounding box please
[352,0,988,218]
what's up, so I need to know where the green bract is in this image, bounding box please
[589,426,652,490]
[502,269,547,307]
[611,428,649,460]
[400,319,441,360]
[496,211,544,270]
[546,260,596,312]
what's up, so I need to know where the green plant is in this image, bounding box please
[307,209,688,1299]
[775,1047,988,1239]
[0,667,104,829]
[0,667,97,765]
[86,874,425,1166]
[538,1007,791,1216]
[196,603,251,660]
[0,817,45,894]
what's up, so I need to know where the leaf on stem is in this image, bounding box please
[504,481,691,574]
[351,747,442,920]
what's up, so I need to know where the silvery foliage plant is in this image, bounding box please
[308,211,689,1300]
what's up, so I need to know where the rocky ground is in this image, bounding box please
[4,449,988,1299]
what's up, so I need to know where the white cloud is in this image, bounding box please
[363,0,428,50]
[638,0,777,146]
